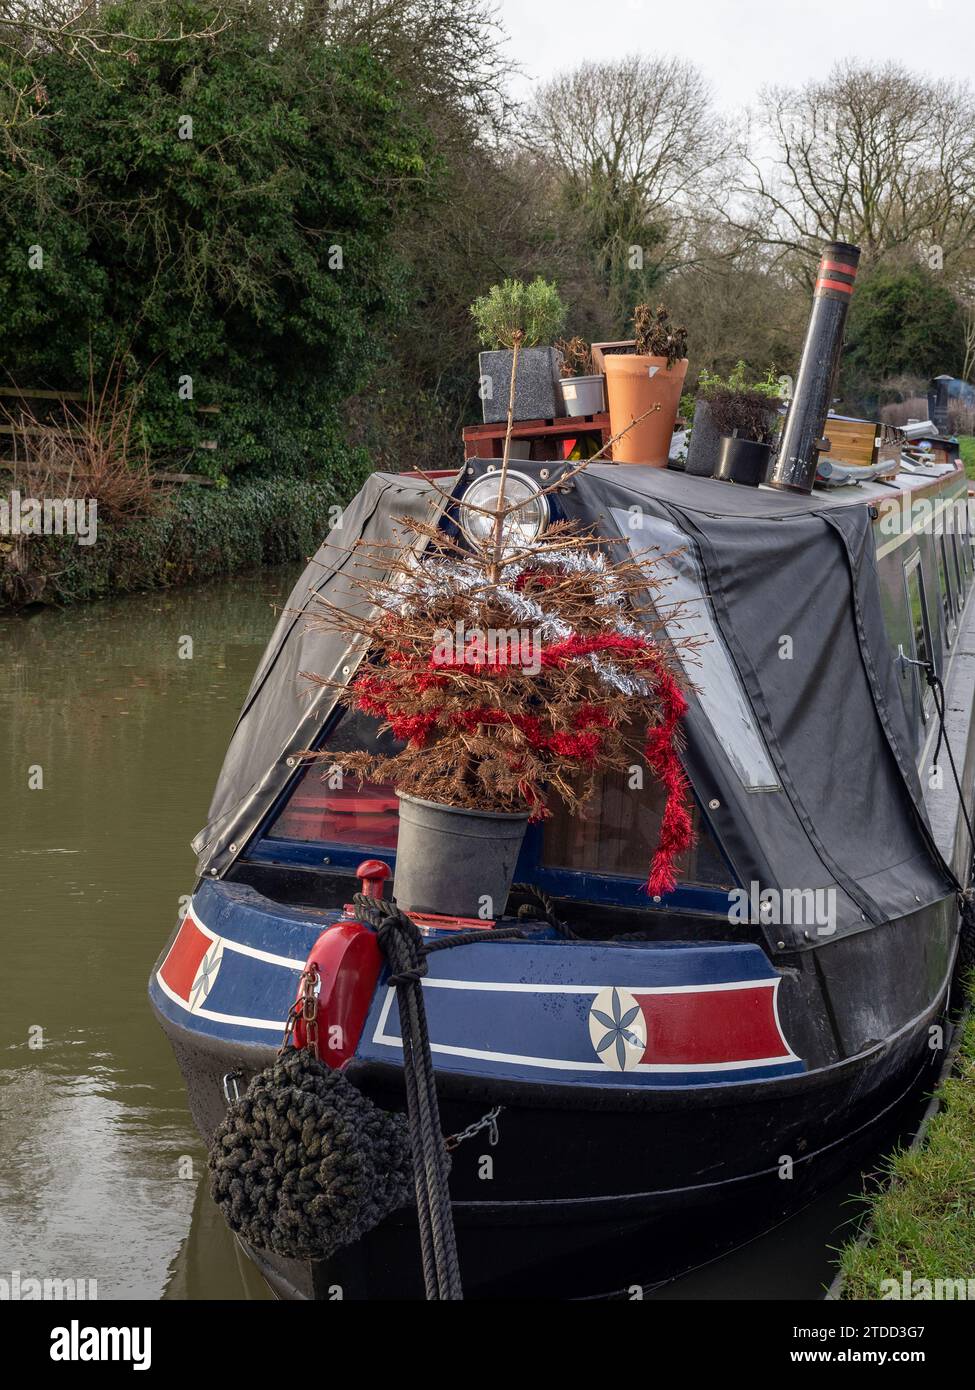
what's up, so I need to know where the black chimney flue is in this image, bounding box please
[769,241,861,495]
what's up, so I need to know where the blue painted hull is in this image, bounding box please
[149,877,953,1298]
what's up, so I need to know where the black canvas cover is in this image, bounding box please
[195,463,952,950]
[192,472,447,875]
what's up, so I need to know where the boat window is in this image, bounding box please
[937,532,956,644]
[902,550,934,725]
[610,508,780,792]
[542,746,734,888]
[266,709,402,848]
[950,529,966,600]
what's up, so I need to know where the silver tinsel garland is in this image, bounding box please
[385,548,654,697]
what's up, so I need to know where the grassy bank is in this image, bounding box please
[838,994,975,1298]
[0,473,362,610]
[957,436,975,482]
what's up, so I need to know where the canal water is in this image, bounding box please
[0,568,881,1299]
[0,569,297,1299]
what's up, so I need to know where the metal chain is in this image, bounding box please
[302,963,320,1060]
[280,964,321,1057]
[444,1105,502,1153]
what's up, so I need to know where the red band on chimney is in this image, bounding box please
[815,277,854,295]
[820,259,858,277]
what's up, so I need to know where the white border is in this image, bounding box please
[153,904,303,1032]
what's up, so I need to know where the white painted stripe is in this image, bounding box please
[410,976,777,996]
[770,977,801,1062]
[186,907,305,971]
[374,982,397,1039]
[371,1029,795,1074]
[155,971,286,1033]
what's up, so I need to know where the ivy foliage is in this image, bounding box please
[0,1,433,477]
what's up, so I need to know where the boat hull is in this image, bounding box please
[152,970,948,1299]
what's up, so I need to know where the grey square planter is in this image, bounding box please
[478,347,563,424]
[685,400,722,476]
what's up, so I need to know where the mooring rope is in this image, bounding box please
[351,890,525,1301]
[925,664,975,867]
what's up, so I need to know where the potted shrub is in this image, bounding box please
[471,278,567,425]
[306,512,695,921]
[685,362,783,484]
[556,336,605,417]
[603,305,689,465]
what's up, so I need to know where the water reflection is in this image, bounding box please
[163,1179,273,1301]
[0,569,298,1298]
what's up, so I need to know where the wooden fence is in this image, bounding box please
[0,386,217,483]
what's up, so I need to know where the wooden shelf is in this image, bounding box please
[462,413,610,461]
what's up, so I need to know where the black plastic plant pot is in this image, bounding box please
[714,435,772,487]
[394,794,529,920]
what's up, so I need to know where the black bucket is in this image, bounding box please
[394,794,529,920]
[714,436,771,487]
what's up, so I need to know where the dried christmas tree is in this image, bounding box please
[304,513,699,896]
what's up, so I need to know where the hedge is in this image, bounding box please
[1,472,364,609]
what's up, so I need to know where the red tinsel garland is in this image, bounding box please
[350,628,694,896]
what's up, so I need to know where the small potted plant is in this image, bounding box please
[471,278,567,425]
[685,362,783,484]
[556,336,605,417]
[603,305,689,465]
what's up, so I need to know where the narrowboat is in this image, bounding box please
[150,243,975,1299]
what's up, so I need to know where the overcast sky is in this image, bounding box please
[498,0,973,109]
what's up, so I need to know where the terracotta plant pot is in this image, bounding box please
[604,354,689,465]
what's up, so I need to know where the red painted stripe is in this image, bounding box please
[816,277,854,295]
[820,259,858,277]
[638,985,790,1065]
[159,915,211,1001]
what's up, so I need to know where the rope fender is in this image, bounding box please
[207,891,525,1298]
[207,1047,414,1262]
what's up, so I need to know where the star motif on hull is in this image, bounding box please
[588,986,647,1071]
